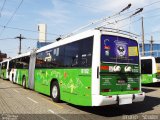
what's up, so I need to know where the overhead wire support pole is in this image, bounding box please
[150,35,154,56]
[15,34,26,55]
[141,17,145,56]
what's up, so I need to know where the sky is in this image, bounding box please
[0,0,160,57]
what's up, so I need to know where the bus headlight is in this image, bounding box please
[124,66,132,72]
[113,65,121,72]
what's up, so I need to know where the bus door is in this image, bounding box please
[28,52,36,89]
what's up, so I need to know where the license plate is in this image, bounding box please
[117,80,126,84]
[118,95,132,105]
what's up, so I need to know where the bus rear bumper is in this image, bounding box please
[132,92,145,102]
[92,92,145,106]
[92,95,117,106]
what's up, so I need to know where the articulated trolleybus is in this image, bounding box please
[0,59,10,80]
[9,52,30,85]
[11,27,144,106]
[141,56,160,84]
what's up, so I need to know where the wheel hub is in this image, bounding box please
[52,86,58,98]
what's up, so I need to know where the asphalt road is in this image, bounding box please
[0,78,160,120]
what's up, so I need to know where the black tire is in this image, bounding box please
[51,81,60,102]
[22,76,26,89]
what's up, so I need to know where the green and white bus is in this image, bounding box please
[141,56,160,84]
[11,28,145,106]
[9,52,30,86]
[0,62,2,76]
[0,59,10,80]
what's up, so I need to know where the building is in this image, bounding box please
[0,51,7,62]
[139,43,160,57]
[37,41,52,49]
[37,24,52,48]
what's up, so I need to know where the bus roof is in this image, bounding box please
[141,56,155,60]
[1,58,10,63]
[37,27,138,53]
[37,29,97,53]
[11,52,31,60]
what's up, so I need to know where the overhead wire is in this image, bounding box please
[0,36,54,42]
[0,38,15,41]
[0,0,24,36]
[0,24,60,36]
[1,1,160,46]
[0,0,7,18]
[1,1,160,39]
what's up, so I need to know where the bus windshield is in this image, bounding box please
[155,57,160,72]
[101,35,139,64]
[141,59,152,74]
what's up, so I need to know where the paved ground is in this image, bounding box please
[0,78,160,120]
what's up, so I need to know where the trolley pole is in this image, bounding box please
[141,17,145,56]
[150,35,154,56]
[15,34,26,55]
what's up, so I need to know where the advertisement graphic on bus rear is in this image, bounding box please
[101,35,139,64]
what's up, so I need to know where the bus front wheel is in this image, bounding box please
[22,77,26,89]
[51,81,60,103]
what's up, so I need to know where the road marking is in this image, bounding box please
[41,98,63,109]
[13,89,19,93]
[27,97,38,104]
[48,109,67,120]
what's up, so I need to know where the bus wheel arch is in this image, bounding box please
[50,79,60,103]
[22,75,26,89]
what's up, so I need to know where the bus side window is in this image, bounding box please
[36,52,46,68]
[79,37,93,67]
[64,42,79,67]
[52,46,65,67]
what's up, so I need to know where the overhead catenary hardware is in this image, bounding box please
[61,4,143,40]
[62,3,132,39]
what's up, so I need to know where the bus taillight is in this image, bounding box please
[102,89,110,92]
[100,66,109,71]
[133,87,139,90]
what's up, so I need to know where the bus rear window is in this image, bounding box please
[155,57,160,63]
[101,35,139,64]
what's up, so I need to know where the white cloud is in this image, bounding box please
[38,0,70,24]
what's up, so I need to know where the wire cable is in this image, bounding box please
[0,38,15,41]
[0,24,60,36]
[0,0,24,36]
[0,0,7,18]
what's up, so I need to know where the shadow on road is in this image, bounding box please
[68,96,160,117]
[142,83,160,87]
[142,88,157,93]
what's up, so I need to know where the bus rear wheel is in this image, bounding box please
[22,76,26,89]
[51,81,60,103]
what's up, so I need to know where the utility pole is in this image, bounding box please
[150,35,154,56]
[141,17,145,56]
[15,34,26,55]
